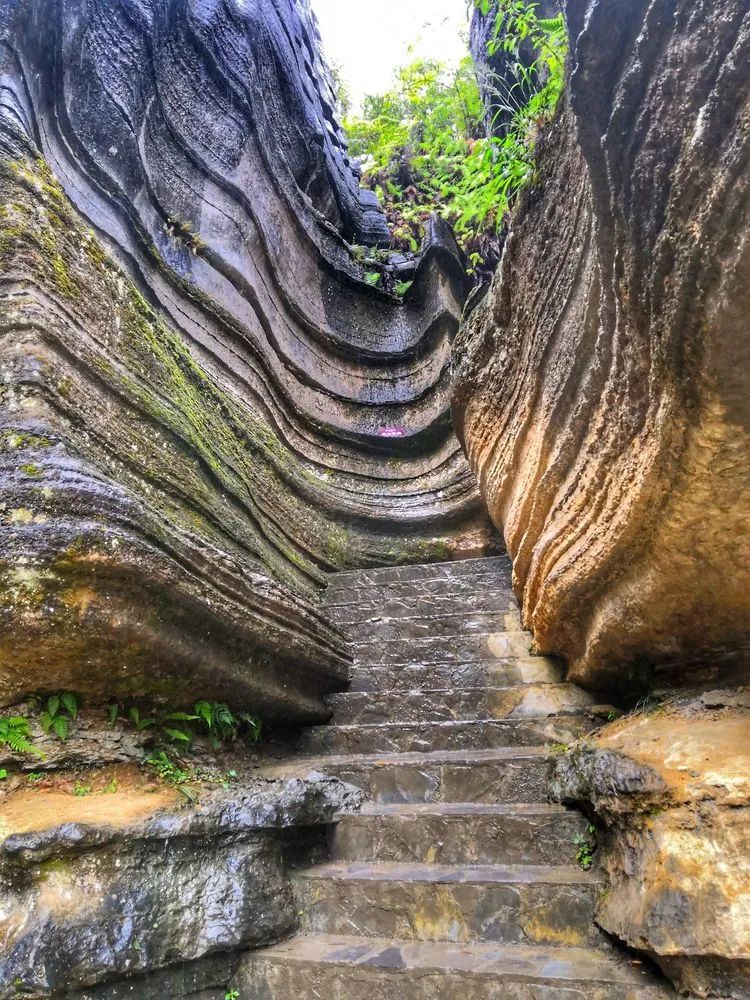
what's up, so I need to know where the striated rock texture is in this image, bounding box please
[550,691,750,997]
[0,0,495,716]
[454,0,750,693]
[0,771,363,997]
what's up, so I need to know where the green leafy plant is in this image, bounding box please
[146,750,189,785]
[35,692,78,742]
[394,279,413,298]
[145,750,198,803]
[73,781,91,797]
[0,769,7,780]
[574,823,597,870]
[111,701,261,750]
[225,990,240,1000]
[27,772,43,783]
[364,270,381,286]
[0,716,42,757]
[342,1,567,277]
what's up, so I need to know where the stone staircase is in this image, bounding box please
[244,557,669,998]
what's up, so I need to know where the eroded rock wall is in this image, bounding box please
[454,0,750,693]
[0,0,495,716]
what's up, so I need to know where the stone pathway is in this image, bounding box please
[246,557,670,997]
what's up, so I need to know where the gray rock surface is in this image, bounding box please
[0,0,494,717]
[0,775,362,997]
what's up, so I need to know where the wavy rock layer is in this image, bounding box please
[0,0,494,716]
[454,0,750,692]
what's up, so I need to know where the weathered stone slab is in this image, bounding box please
[551,693,750,998]
[0,774,362,997]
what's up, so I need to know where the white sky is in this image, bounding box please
[311,0,471,111]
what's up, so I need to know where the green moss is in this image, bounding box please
[38,857,72,879]
[19,463,41,478]
[324,522,353,568]
[0,431,53,451]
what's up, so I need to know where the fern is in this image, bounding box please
[36,691,79,742]
[0,716,43,757]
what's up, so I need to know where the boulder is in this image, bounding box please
[0,769,363,997]
[550,692,750,997]
[453,0,750,693]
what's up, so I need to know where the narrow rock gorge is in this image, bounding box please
[0,0,747,997]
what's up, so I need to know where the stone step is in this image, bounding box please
[342,610,521,642]
[241,934,669,999]
[260,747,550,805]
[348,656,564,692]
[351,631,534,665]
[293,715,594,755]
[329,590,518,623]
[293,862,605,948]
[329,802,590,866]
[325,556,512,590]
[325,576,515,606]
[325,684,595,725]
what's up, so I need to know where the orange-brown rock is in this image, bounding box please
[550,690,750,997]
[453,0,750,693]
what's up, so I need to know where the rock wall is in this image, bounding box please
[0,0,495,717]
[454,0,750,694]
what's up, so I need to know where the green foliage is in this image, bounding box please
[225,990,240,1000]
[73,781,91,797]
[0,769,7,780]
[0,716,42,757]
[112,700,262,751]
[145,750,198,803]
[146,749,191,785]
[34,691,78,743]
[574,823,597,870]
[342,1,567,274]
[394,279,413,298]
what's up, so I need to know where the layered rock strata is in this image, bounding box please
[0,0,494,713]
[454,0,750,692]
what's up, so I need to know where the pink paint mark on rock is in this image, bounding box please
[378,426,407,438]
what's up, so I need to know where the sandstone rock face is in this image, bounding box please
[550,691,750,998]
[0,0,494,715]
[0,771,362,997]
[454,0,750,693]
